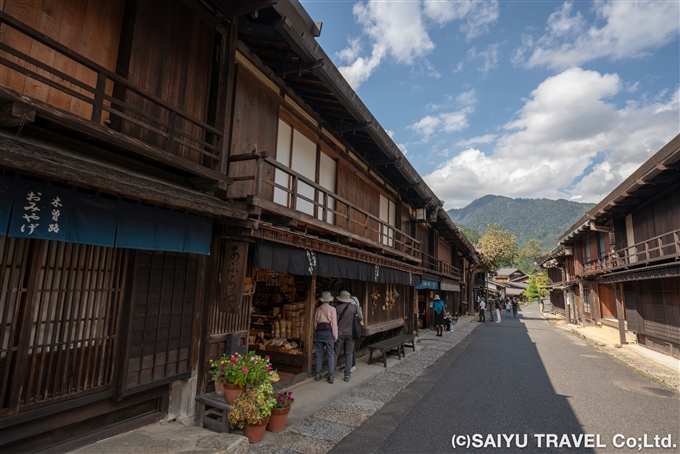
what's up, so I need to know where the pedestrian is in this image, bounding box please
[432,295,446,336]
[495,300,502,324]
[512,298,519,317]
[505,299,512,317]
[339,288,363,374]
[314,291,337,384]
[538,297,544,313]
[334,290,362,382]
[478,297,486,322]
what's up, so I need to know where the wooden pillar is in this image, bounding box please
[303,275,316,374]
[614,283,627,344]
[578,282,586,326]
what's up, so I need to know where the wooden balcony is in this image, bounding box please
[231,153,421,263]
[581,228,680,276]
[421,251,462,281]
[0,12,229,187]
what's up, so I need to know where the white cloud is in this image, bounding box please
[515,1,680,70]
[409,115,441,138]
[338,0,500,89]
[424,68,679,208]
[456,134,497,147]
[467,44,500,74]
[409,90,477,138]
[423,0,500,40]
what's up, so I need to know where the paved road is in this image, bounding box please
[330,303,680,454]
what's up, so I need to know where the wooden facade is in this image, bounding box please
[1,0,479,450]
[540,135,680,358]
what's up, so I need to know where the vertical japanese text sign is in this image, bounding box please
[219,241,248,313]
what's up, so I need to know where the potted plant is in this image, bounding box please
[267,391,294,432]
[228,382,276,443]
[208,354,229,396]
[222,352,274,404]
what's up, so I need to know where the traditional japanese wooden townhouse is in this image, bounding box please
[1,0,478,451]
[539,134,680,357]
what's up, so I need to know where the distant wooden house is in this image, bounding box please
[539,135,680,357]
[0,0,478,450]
[493,267,529,283]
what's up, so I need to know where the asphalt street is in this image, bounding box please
[329,303,680,454]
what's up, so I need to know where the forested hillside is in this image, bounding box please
[447,195,594,250]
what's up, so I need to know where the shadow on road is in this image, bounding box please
[331,309,596,454]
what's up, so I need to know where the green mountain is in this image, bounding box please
[447,195,595,250]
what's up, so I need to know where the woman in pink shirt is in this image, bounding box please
[314,291,338,383]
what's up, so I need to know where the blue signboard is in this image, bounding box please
[2,176,212,255]
[415,279,439,290]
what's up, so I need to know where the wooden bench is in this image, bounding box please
[367,333,416,368]
[196,392,231,433]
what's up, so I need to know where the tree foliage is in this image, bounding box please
[476,223,518,271]
[535,270,549,298]
[456,224,481,246]
[525,275,540,302]
[515,238,547,274]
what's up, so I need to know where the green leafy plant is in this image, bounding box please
[228,382,276,429]
[274,391,294,409]
[208,353,230,381]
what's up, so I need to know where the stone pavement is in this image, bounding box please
[68,317,479,454]
[540,303,680,392]
[68,307,678,454]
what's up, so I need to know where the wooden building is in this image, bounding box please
[539,134,680,357]
[1,0,478,451]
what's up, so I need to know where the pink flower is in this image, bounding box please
[266,365,272,371]
[243,366,248,375]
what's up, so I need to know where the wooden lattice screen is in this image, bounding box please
[122,251,198,393]
[0,237,127,416]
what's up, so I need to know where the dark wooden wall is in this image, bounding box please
[631,183,680,244]
[625,278,680,343]
[228,66,279,198]
[0,0,125,122]
[119,0,213,164]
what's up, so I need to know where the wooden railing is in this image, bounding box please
[582,228,680,275]
[0,12,227,184]
[421,251,462,281]
[233,153,421,261]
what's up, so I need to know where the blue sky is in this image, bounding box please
[299,0,680,208]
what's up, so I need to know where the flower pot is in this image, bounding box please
[267,406,291,432]
[214,380,225,396]
[243,417,269,444]
[224,383,244,404]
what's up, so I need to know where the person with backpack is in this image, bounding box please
[334,290,362,382]
[339,288,363,374]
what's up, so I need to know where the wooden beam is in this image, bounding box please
[215,0,277,19]
[0,102,35,127]
[333,121,373,136]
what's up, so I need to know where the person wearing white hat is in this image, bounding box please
[314,291,338,383]
[334,290,362,381]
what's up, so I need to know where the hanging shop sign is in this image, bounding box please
[1,175,212,254]
[440,281,460,292]
[415,279,439,290]
[219,241,248,313]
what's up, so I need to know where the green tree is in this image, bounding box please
[457,224,481,246]
[477,223,518,271]
[525,275,540,302]
[515,238,545,274]
[535,270,549,299]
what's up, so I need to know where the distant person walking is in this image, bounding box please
[432,295,446,337]
[495,301,502,324]
[513,298,519,317]
[478,298,486,322]
[505,300,512,317]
